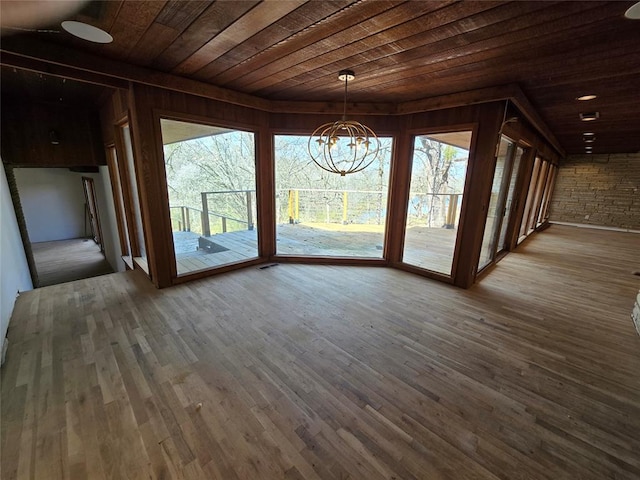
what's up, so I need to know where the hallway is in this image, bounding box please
[32,238,114,287]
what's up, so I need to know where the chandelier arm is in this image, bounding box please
[308,70,380,176]
[324,122,344,173]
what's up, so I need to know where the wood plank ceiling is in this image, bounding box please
[3,0,640,155]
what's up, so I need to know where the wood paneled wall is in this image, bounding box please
[1,99,105,167]
[124,84,268,288]
[96,80,560,289]
[406,103,505,288]
[99,89,129,146]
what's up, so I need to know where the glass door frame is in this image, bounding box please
[477,135,527,273]
[156,110,264,282]
[398,124,478,283]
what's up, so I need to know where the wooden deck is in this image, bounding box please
[2,225,639,479]
[174,230,258,276]
[174,224,458,275]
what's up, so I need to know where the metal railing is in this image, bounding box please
[170,190,256,237]
[170,188,463,236]
[278,188,462,229]
[406,192,462,229]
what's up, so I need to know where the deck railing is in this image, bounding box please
[170,189,463,235]
[170,190,256,236]
[277,189,462,229]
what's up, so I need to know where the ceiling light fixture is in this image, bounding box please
[61,21,113,43]
[583,136,596,143]
[583,132,595,136]
[576,94,597,101]
[308,70,380,176]
[625,1,640,19]
[580,112,600,121]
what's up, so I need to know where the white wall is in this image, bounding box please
[14,167,126,272]
[0,162,33,354]
[14,168,88,242]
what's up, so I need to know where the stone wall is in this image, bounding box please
[549,153,640,230]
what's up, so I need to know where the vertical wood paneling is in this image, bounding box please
[451,102,504,288]
[385,115,412,265]
[1,100,105,167]
[128,83,175,287]
[258,118,276,258]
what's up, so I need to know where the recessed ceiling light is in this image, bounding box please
[580,112,599,121]
[576,94,597,101]
[61,21,113,44]
[583,132,595,136]
[625,1,640,19]
[583,136,596,143]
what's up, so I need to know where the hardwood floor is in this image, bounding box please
[2,225,639,479]
[31,238,114,287]
[174,226,458,276]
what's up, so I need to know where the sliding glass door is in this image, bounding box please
[403,130,472,275]
[478,136,524,271]
[160,118,258,276]
[518,156,556,244]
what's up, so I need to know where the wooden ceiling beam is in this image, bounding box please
[0,51,128,90]
[0,36,564,156]
[0,36,272,111]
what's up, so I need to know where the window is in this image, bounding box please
[160,118,258,276]
[274,135,393,258]
[518,156,555,244]
[403,131,471,275]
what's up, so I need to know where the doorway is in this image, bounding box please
[12,167,114,287]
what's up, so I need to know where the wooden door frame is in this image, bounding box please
[81,176,104,251]
[104,144,131,263]
[113,117,143,260]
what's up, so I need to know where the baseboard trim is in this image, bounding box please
[550,221,640,234]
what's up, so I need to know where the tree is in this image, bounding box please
[410,136,466,227]
[163,130,257,231]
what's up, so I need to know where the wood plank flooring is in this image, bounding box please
[2,225,639,479]
[174,225,457,276]
[31,238,114,287]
